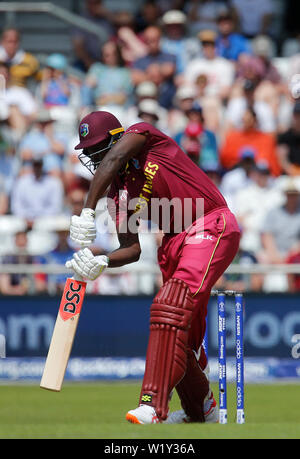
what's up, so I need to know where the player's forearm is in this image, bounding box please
[108,243,141,268]
[85,155,124,209]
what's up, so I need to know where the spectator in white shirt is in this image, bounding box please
[225,79,276,133]
[220,147,256,212]
[184,29,235,101]
[11,154,64,226]
[234,161,282,254]
[260,178,300,263]
[0,61,37,139]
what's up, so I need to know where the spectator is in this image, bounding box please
[18,109,68,177]
[82,40,133,110]
[127,81,169,132]
[114,11,148,65]
[131,25,177,109]
[220,148,256,212]
[230,0,274,39]
[160,10,201,76]
[0,125,19,200]
[251,35,279,84]
[187,0,228,35]
[11,155,64,226]
[71,0,114,72]
[137,99,161,128]
[216,10,252,62]
[251,35,285,117]
[234,161,282,254]
[0,230,45,295]
[43,216,75,293]
[168,85,197,136]
[38,54,72,108]
[235,54,265,87]
[220,107,281,176]
[277,102,300,176]
[64,135,94,193]
[225,79,276,133]
[260,178,300,264]
[174,103,219,171]
[184,29,235,102]
[0,61,37,139]
[135,0,162,33]
[66,187,86,217]
[0,176,8,215]
[192,73,224,134]
[0,28,40,88]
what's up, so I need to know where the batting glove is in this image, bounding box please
[70,208,97,246]
[66,248,109,281]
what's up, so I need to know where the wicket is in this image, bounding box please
[210,290,245,424]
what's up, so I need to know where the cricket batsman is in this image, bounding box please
[66,110,240,424]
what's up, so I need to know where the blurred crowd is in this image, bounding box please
[1,0,300,295]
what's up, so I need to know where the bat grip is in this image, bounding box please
[72,273,84,282]
[70,244,86,282]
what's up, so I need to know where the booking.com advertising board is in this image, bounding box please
[0,294,299,382]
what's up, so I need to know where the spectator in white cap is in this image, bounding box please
[184,29,235,101]
[127,81,169,132]
[160,10,201,77]
[137,98,170,135]
[168,85,197,136]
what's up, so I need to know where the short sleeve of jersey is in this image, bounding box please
[124,122,151,137]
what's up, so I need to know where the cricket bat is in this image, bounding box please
[40,275,87,391]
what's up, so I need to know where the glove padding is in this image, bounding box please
[66,248,109,281]
[70,208,97,246]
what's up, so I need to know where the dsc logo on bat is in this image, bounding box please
[59,278,87,321]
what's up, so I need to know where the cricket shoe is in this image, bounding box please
[126,404,160,424]
[164,393,219,424]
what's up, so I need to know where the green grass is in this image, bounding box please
[0,382,299,439]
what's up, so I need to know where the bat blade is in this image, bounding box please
[40,277,87,391]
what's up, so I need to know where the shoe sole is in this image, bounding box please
[126,413,143,424]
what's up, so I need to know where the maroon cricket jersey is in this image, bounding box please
[107,122,227,234]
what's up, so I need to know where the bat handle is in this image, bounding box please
[72,273,84,282]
